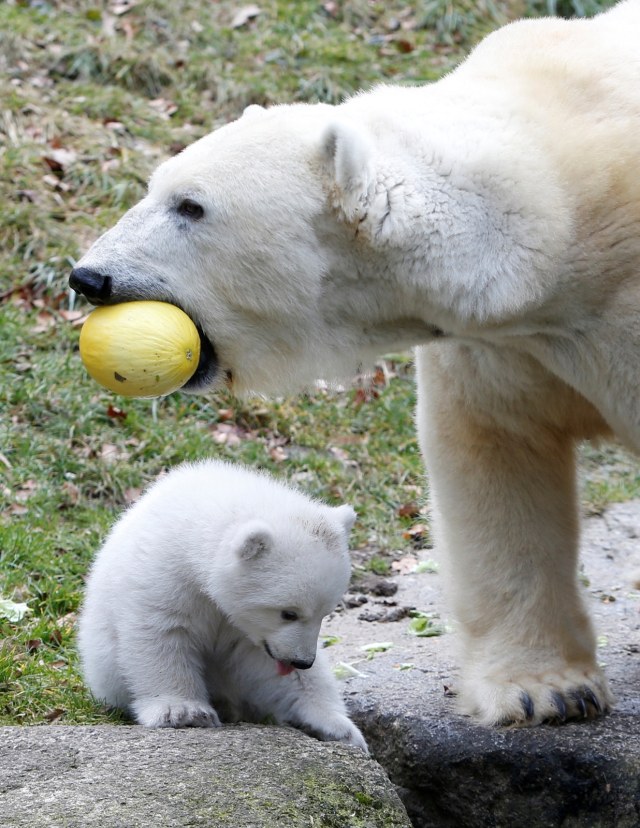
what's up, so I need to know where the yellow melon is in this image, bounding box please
[79,302,200,397]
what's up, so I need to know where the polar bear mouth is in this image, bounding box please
[180,322,223,393]
[264,642,296,676]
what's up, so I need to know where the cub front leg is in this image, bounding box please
[416,344,613,726]
[268,652,368,751]
[120,624,221,729]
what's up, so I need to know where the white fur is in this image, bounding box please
[73,2,640,725]
[77,461,366,750]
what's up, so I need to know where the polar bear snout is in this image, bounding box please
[289,657,315,670]
[69,266,113,304]
[264,640,316,671]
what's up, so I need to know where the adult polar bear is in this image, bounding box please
[70,1,640,726]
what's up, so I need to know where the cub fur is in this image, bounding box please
[77,460,367,750]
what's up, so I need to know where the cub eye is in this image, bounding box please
[176,198,204,220]
[281,610,298,622]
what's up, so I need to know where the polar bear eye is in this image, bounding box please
[176,198,205,221]
[281,610,299,622]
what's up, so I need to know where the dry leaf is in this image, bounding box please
[232,4,261,28]
[124,487,142,505]
[43,147,77,172]
[269,445,288,462]
[61,481,80,506]
[109,0,138,14]
[15,480,37,501]
[402,523,429,540]
[211,423,244,446]
[149,98,178,119]
[106,404,127,420]
[398,502,420,518]
[58,309,85,323]
[31,311,56,334]
[99,443,130,464]
[391,555,419,575]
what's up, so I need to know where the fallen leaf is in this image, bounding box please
[107,404,127,420]
[414,559,439,574]
[360,641,393,657]
[43,147,77,172]
[402,523,429,540]
[269,445,288,462]
[231,4,261,28]
[42,174,70,192]
[395,38,415,53]
[31,311,56,334]
[124,487,142,505]
[99,443,130,464]
[61,481,80,506]
[391,555,419,575]
[149,98,178,119]
[15,480,37,501]
[56,612,77,630]
[397,501,420,518]
[109,0,138,14]
[0,598,31,622]
[333,662,367,680]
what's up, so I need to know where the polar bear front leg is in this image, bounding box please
[267,652,368,751]
[416,345,613,726]
[121,625,221,728]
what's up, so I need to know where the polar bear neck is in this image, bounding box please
[316,88,571,341]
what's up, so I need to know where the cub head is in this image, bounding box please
[214,503,356,673]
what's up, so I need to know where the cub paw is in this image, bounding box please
[300,714,369,752]
[462,666,613,726]
[133,696,222,729]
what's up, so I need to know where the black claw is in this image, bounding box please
[583,687,603,715]
[571,691,588,718]
[550,691,568,722]
[520,691,535,721]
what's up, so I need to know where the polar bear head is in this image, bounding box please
[70,102,443,395]
[214,502,356,672]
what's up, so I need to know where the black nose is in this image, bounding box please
[291,658,315,670]
[69,266,112,302]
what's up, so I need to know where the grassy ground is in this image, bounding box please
[0,0,632,726]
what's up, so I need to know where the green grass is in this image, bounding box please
[0,0,628,725]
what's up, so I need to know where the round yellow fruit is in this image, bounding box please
[79,301,200,398]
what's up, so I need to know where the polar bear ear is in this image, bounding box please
[233,520,274,560]
[332,504,357,534]
[321,120,374,222]
[241,104,266,120]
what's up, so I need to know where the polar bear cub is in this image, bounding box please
[77,460,366,750]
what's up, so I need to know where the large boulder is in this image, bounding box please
[0,724,411,827]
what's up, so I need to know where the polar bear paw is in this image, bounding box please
[462,666,613,727]
[300,714,369,752]
[133,696,222,728]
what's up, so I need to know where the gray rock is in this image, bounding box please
[0,724,411,828]
[322,502,640,827]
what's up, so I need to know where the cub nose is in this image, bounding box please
[69,266,112,302]
[291,657,315,671]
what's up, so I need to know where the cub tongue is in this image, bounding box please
[276,660,295,677]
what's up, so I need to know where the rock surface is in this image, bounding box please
[0,724,411,828]
[323,501,640,827]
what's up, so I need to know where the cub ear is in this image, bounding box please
[241,104,266,120]
[332,504,357,535]
[321,120,374,222]
[232,520,274,560]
